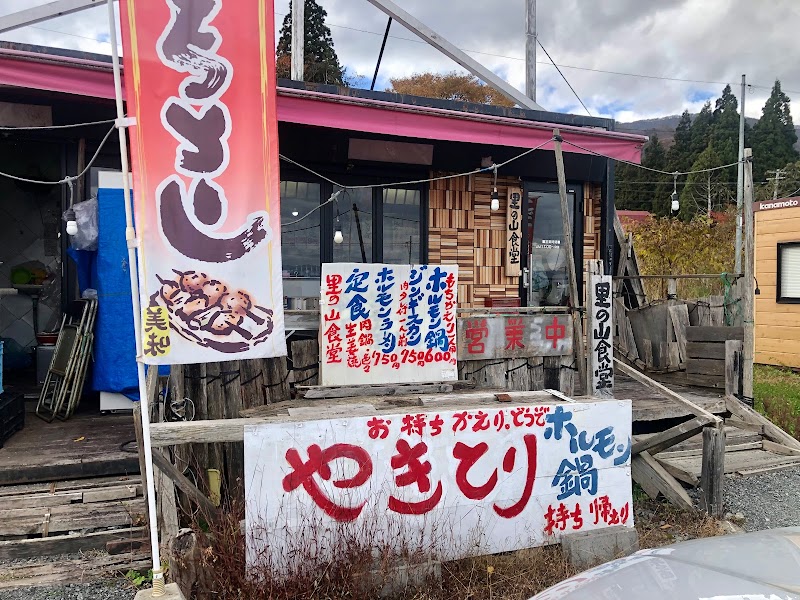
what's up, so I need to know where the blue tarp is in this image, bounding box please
[68,187,165,400]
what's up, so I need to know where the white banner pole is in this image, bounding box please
[106,0,164,594]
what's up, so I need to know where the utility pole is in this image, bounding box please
[743,148,755,405]
[707,172,712,218]
[767,168,786,200]
[735,74,745,274]
[526,0,536,101]
[291,0,305,81]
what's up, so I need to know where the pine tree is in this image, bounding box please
[689,101,714,166]
[642,135,671,215]
[615,135,668,213]
[276,0,345,85]
[710,84,741,182]
[752,80,799,183]
[667,110,694,174]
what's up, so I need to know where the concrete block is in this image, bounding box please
[561,526,639,571]
[134,582,187,600]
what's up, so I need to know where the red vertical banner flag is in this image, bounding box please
[119,0,286,364]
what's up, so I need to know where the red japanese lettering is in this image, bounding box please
[367,417,391,440]
[388,440,443,515]
[429,414,444,436]
[511,407,536,428]
[465,319,489,354]
[282,444,372,522]
[452,411,471,433]
[453,441,497,500]
[472,410,491,432]
[504,317,525,350]
[401,414,426,436]
[493,435,537,518]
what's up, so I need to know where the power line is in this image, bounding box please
[537,39,591,117]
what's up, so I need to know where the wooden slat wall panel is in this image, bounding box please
[430,174,603,307]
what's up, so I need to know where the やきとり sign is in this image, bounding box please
[320,263,459,386]
[244,399,633,569]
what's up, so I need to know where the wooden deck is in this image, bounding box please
[613,375,726,423]
[0,400,139,486]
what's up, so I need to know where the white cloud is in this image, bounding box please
[2,0,799,123]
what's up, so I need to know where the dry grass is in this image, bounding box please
[172,492,724,600]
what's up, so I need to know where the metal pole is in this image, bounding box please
[107,0,164,594]
[371,17,392,91]
[742,147,754,405]
[291,0,305,81]
[526,0,536,101]
[353,203,367,262]
[735,74,745,274]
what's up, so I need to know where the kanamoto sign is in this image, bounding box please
[754,198,800,212]
[244,400,633,568]
[320,263,459,386]
[120,0,286,364]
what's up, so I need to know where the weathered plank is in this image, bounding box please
[222,359,244,496]
[631,451,694,511]
[725,396,800,451]
[669,305,690,362]
[529,356,545,391]
[642,339,653,369]
[0,550,151,589]
[0,476,141,499]
[152,450,217,517]
[762,439,800,457]
[686,342,727,360]
[615,359,722,424]
[631,416,711,457]
[302,383,454,399]
[659,441,760,460]
[685,326,744,343]
[700,426,725,517]
[291,339,319,387]
[725,340,743,400]
[239,359,266,409]
[686,358,726,377]
[0,527,146,560]
[656,458,700,487]
[0,502,144,536]
[82,485,138,504]
[668,342,680,370]
[2,493,82,510]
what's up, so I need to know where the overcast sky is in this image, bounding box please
[2,0,799,123]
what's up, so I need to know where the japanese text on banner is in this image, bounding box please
[244,400,633,565]
[321,264,458,386]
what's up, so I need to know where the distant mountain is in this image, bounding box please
[616,114,800,151]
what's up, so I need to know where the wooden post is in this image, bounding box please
[700,426,725,517]
[132,403,149,524]
[239,359,266,409]
[290,0,304,81]
[553,129,588,394]
[725,339,743,401]
[223,361,244,497]
[587,260,613,397]
[742,148,755,403]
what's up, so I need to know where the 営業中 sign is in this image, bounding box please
[244,400,633,569]
[120,0,286,364]
[457,314,573,360]
[320,263,458,386]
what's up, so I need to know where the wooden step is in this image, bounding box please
[0,527,147,560]
[0,549,151,589]
[0,499,146,537]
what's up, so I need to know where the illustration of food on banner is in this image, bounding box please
[320,263,458,386]
[120,0,285,364]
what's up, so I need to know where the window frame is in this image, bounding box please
[777,241,800,304]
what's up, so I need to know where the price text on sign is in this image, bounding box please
[120,0,286,364]
[244,400,632,564]
[457,314,573,360]
[320,263,458,386]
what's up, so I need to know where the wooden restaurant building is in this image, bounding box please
[0,42,646,408]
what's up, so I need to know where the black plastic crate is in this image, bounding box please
[0,392,25,449]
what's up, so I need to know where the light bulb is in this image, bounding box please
[291,210,299,217]
[670,192,679,213]
[333,229,343,244]
[66,220,78,236]
[490,188,500,211]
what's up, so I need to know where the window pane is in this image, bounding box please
[333,187,373,263]
[527,191,575,307]
[780,244,800,299]
[280,181,321,278]
[383,188,422,264]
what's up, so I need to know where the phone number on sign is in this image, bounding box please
[365,348,457,370]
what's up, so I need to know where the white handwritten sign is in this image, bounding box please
[320,263,458,386]
[244,400,633,570]
[506,187,523,277]
[588,265,614,397]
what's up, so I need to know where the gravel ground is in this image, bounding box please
[723,466,800,532]
[0,580,135,600]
